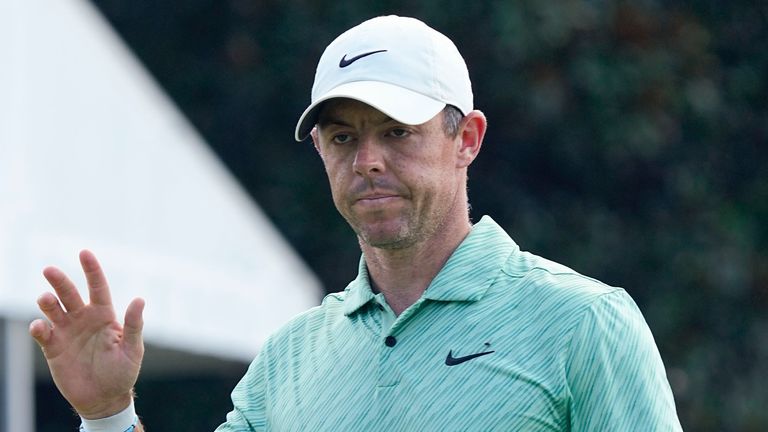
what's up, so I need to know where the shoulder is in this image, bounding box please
[258,289,352,354]
[495,249,624,316]
[479,248,652,359]
[495,250,656,363]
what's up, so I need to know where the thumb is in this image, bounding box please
[29,319,52,348]
[123,297,145,354]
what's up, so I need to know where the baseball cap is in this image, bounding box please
[294,15,473,141]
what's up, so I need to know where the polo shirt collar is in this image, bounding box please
[422,216,518,302]
[342,216,519,316]
[342,258,377,315]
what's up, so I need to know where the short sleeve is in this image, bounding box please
[565,290,683,431]
[214,348,269,432]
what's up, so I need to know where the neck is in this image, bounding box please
[361,214,472,316]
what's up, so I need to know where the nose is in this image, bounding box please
[352,136,385,177]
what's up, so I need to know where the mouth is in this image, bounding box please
[353,192,403,208]
[356,195,400,204]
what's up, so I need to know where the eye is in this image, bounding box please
[332,133,352,144]
[388,128,410,138]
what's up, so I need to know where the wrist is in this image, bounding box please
[79,399,137,432]
[78,392,134,420]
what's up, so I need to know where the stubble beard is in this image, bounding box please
[348,211,420,250]
[346,199,452,252]
[337,180,461,252]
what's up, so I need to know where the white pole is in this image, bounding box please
[2,319,35,432]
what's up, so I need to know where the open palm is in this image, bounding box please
[29,250,145,419]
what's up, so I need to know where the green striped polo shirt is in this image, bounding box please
[217,216,682,431]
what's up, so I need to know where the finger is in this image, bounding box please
[29,318,52,347]
[43,266,86,313]
[123,298,145,354]
[79,250,113,306]
[36,292,67,324]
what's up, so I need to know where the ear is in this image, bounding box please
[310,126,323,157]
[455,110,487,169]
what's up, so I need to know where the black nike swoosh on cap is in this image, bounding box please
[339,49,388,68]
[445,349,495,366]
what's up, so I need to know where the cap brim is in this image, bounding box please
[294,81,446,141]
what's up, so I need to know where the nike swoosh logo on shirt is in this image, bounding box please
[445,349,495,366]
[339,49,388,68]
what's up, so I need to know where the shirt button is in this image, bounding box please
[384,336,397,347]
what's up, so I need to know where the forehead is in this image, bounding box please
[317,98,392,125]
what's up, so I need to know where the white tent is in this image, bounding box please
[0,0,323,430]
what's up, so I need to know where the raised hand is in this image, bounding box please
[29,250,145,419]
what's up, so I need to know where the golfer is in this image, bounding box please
[31,15,683,431]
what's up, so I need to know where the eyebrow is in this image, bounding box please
[317,112,395,128]
[317,117,352,128]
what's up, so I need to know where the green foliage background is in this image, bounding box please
[67,1,767,430]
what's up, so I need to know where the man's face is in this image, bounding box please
[312,99,466,250]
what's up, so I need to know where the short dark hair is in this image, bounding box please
[442,105,464,137]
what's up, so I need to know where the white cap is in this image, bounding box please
[294,15,473,141]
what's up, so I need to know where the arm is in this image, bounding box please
[565,290,683,431]
[29,250,146,428]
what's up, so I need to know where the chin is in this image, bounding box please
[361,236,416,250]
[345,210,423,248]
[357,224,415,250]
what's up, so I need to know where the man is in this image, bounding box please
[31,15,683,431]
